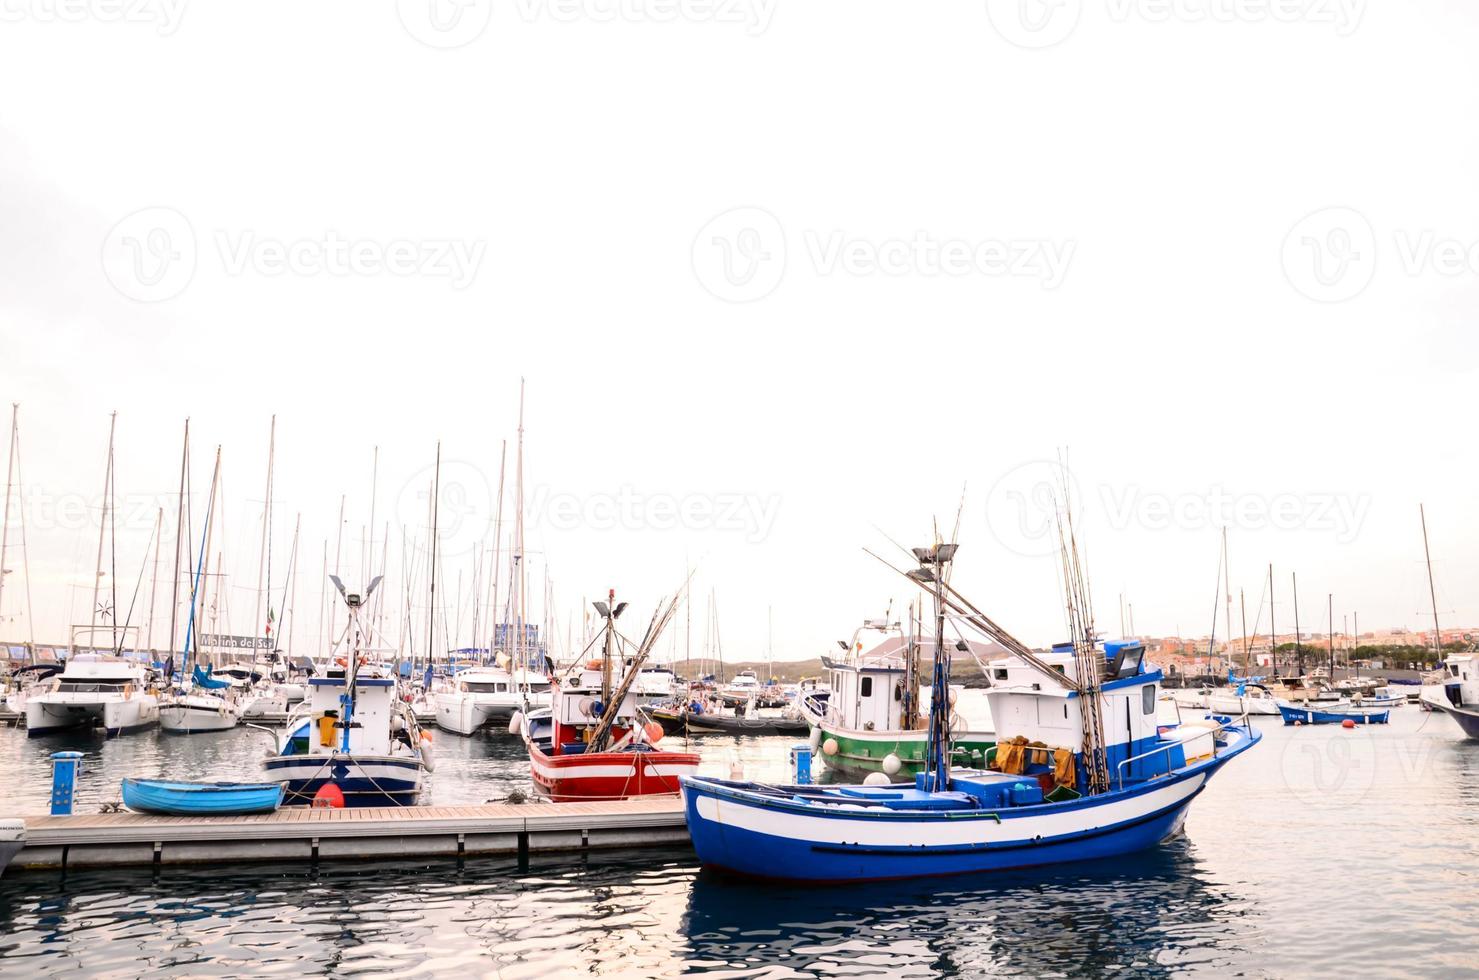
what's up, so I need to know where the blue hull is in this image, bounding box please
[122,779,285,816]
[278,776,421,807]
[1278,704,1389,725]
[684,788,1194,882]
[263,756,424,808]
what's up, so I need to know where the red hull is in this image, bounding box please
[527,742,700,802]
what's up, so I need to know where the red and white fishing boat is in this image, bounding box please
[516,590,700,802]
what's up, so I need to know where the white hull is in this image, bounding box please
[1206,693,1281,716]
[160,693,242,733]
[26,693,159,737]
[436,689,552,735]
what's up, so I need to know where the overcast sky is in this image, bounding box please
[1,0,1476,662]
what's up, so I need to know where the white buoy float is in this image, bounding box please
[863,771,891,786]
[882,753,902,776]
[508,710,525,736]
[809,727,823,752]
[822,737,839,756]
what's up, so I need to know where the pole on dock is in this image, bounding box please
[50,751,84,816]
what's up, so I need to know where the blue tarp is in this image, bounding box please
[192,664,230,690]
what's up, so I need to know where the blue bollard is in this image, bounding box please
[790,744,813,785]
[50,751,84,816]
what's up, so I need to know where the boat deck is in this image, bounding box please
[6,797,688,871]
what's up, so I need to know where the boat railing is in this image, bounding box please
[1115,741,1189,791]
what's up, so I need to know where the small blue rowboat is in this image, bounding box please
[121,778,286,815]
[1277,702,1390,726]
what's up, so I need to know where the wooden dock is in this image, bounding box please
[5,797,689,871]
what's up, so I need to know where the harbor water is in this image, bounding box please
[2,697,1478,977]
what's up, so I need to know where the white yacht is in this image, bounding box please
[25,654,160,738]
[630,661,677,703]
[159,665,243,733]
[435,664,552,736]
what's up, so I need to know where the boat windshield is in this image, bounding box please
[58,680,130,693]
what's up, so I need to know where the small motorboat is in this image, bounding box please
[121,778,285,815]
[1276,701,1390,725]
[641,700,809,737]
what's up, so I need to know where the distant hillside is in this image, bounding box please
[664,650,1002,687]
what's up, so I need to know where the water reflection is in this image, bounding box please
[679,840,1254,978]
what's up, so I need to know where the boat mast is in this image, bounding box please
[487,440,506,662]
[426,442,441,669]
[1222,526,1233,680]
[1268,564,1276,678]
[253,416,275,665]
[146,505,162,653]
[90,411,117,654]
[282,513,301,658]
[4,406,36,657]
[920,540,957,793]
[1292,572,1303,675]
[181,448,221,676]
[1420,504,1443,665]
[1327,593,1334,680]
[514,380,527,685]
[329,494,345,650]
[0,404,14,635]
[1240,588,1249,675]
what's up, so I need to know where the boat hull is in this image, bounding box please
[437,690,553,735]
[25,695,159,738]
[1277,703,1389,725]
[1422,695,1479,738]
[262,754,425,807]
[1206,694,1280,716]
[811,724,996,776]
[528,742,700,802]
[682,771,1205,882]
[643,706,808,737]
[121,778,284,815]
[159,694,241,733]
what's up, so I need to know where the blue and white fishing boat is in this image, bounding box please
[1275,701,1390,725]
[682,539,1261,882]
[1420,652,1479,738]
[262,577,432,807]
[121,778,284,815]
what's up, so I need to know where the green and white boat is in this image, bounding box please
[799,617,995,777]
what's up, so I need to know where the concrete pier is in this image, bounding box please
[4,797,688,872]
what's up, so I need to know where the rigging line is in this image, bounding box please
[112,513,162,656]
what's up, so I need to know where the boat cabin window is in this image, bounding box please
[463,681,507,694]
[59,680,129,693]
[860,677,873,698]
[993,668,1009,681]
[1142,685,1155,715]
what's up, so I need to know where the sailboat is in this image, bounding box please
[518,588,699,801]
[799,614,995,777]
[28,414,161,738]
[435,388,551,735]
[160,447,241,734]
[263,574,432,806]
[682,527,1260,882]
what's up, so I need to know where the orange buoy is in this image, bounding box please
[1293,720,1302,726]
[643,721,664,745]
[420,729,434,742]
[1341,718,1356,729]
[312,783,346,809]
